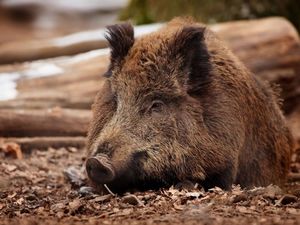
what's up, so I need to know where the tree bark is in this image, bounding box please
[0,108,91,137]
[0,24,161,64]
[286,106,300,145]
[0,17,299,113]
[1,136,86,153]
[0,97,93,110]
[211,17,300,114]
[0,17,300,111]
[288,173,300,182]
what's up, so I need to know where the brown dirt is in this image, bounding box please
[0,146,299,225]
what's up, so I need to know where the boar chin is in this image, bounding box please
[89,171,171,194]
[111,175,173,193]
[86,156,172,193]
[90,178,166,194]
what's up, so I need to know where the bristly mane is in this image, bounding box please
[105,23,135,77]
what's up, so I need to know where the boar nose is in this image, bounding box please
[86,155,115,184]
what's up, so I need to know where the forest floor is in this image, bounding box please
[0,146,299,225]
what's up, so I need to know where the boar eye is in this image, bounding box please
[148,100,165,114]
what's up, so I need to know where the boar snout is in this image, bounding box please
[86,155,115,184]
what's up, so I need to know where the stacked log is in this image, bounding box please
[0,108,91,137]
[211,17,300,114]
[0,24,162,64]
[1,137,86,153]
[0,17,299,152]
[1,17,299,112]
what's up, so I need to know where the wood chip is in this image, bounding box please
[0,142,23,159]
[122,194,144,206]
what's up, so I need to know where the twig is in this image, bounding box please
[104,184,116,196]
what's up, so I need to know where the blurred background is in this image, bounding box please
[0,2,299,223]
[0,0,299,153]
[0,0,299,43]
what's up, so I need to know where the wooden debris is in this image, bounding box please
[1,136,86,153]
[288,173,300,182]
[1,17,299,113]
[121,194,143,206]
[276,194,298,205]
[211,17,300,114]
[0,142,22,159]
[0,24,161,64]
[0,108,91,137]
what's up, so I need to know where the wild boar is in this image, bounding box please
[85,18,293,193]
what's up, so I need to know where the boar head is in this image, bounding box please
[86,21,213,193]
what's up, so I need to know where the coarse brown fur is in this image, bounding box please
[86,18,294,193]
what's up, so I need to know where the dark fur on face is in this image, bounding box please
[105,22,134,77]
[86,18,293,193]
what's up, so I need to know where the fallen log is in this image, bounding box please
[0,97,93,110]
[0,108,91,137]
[17,55,109,91]
[288,173,300,182]
[286,106,300,145]
[211,17,300,73]
[0,50,109,91]
[0,17,299,73]
[19,79,104,99]
[0,24,162,64]
[211,17,300,114]
[0,17,299,113]
[2,78,105,109]
[1,136,86,153]
[0,50,107,108]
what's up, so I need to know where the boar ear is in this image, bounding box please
[105,23,134,73]
[170,26,211,94]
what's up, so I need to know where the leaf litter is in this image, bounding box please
[0,146,299,225]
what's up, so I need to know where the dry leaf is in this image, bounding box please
[0,142,23,159]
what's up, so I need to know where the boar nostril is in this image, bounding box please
[86,156,115,184]
[96,142,114,156]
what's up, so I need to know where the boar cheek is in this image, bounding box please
[87,82,116,155]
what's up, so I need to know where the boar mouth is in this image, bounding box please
[86,153,174,193]
[101,174,171,194]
